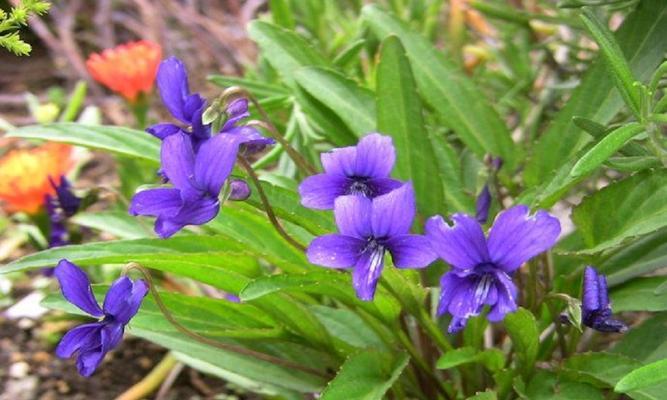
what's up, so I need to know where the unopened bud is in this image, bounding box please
[228,179,251,201]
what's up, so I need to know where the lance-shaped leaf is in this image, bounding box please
[580,8,641,118]
[615,359,667,393]
[570,122,644,178]
[294,67,375,136]
[572,170,667,254]
[247,21,328,87]
[376,36,445,217]
[524,1,667,184]
[362,5,516,167]
[6,123,160,163]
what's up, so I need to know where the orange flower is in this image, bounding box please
[86,40,162,102]
[0,143,74,214]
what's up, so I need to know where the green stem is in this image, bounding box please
[130,94,149,129]
[397,329,453,399]
[238,156,307,251]
[116,353,178,400]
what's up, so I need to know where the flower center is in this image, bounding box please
[473,273,494,307]
[363,239,385,285]
[347,178,373,197]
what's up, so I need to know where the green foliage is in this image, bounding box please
[4,0,667,398]
[0,0,50,56]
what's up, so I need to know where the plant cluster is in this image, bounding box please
[2,1,667,399]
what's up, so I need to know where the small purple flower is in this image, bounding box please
[54,260,148,377]
[475,185,491,224]
[299,133,403,210]
[426,205,560,333]
[307,183,436,301]
[43,177,82,276]
[146,57,210,149]
[581,266,627,333]
[129,131,240,238]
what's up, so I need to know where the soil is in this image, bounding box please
[0,314,239,400]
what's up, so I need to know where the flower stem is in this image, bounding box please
[116,352,178,400]
[397,329,454,399]
[237,156,307,252]
[228,87,317,175]
[123,263,327,378]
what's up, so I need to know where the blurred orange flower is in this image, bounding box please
[86,40,162,102]
[0,143,74,214]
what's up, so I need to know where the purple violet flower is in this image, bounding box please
[146,57,210,149]
[426,205,560,333]
[129,131,240,238]
[581,266,627,333]
[298,133,403,210]
[475,185,491,224]
[54,259,148,377]
[307,183,436,301]
[43,177,81,276]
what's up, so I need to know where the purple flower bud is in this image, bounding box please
[228,179,251,201]
[54,260,148,377]
[226,98,249,120]
[491,157,503,171]
[475,185,491,224]
[49,176,81,217]
[581,266,628,333]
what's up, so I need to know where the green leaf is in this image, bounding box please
[239,270,400,323]
[5,123,160,163]
[572,170,667,254]
[362,5,516,167]
[320,350,409,400]
[248,21,328,87]
[269,0,295,29]
[611,277,667,312]
[561,352,667,399]
[613,314,667,363]
[376,36,445,217]
[570,122,644,178]
[333,39,366,68]
[467,391,497,400]
[1,236,260,293]
[71,211,152,239]
[504,308,538,376]
[245,179,335,236]
[564,352,641,387]
[523,369,604,400]
[602,229,667,285]
[616,359,667,393]
[59,81,87,122]
[436,346,505,372]
[430,134,474,213]
[310,305,386,349]
[580,8,641,117]
[525,1,667,184]
[294,67,375,136]
[47,289,326,393]
[207,75,289,98]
